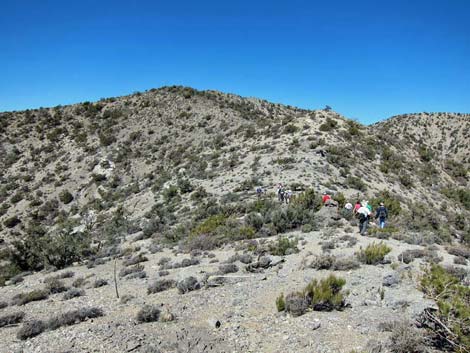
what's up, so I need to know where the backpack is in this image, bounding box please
[378,207,387,219]
[358,213,366,222]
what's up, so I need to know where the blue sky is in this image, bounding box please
[1,0,469,124]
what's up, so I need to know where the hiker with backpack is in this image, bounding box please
[375,202,388,229]
[357,202,371,235]
[322,192,331,205]
[277,184,285,203]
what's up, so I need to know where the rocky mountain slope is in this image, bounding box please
[0,86,469,353]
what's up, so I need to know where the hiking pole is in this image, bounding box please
[114,257,120,299]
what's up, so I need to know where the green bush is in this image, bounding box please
[304,275,347,311]
[346,176,367,191]
[9,229,92,271]
[319,117,338,131]
[278,275,348,315]
[356,242,391,265]
[3,215,20,228]
[268,236,299,256]
[177,178,193,194]
[283,124,299,134]
[59,190,73,204]
[245,212,264,231]
[163,185,179,203]
[419,265,470,352]
[276,293,286,312]
[370,190,402,216]
[441,187,470,211]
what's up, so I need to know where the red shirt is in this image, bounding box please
[322,195,331,203]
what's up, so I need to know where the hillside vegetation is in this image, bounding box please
[0,86,469,353]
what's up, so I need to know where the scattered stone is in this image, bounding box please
[382,273,400,287]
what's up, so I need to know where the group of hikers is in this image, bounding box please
[257,185,389,236]
[324,193,389,235]
[347,199,389,235]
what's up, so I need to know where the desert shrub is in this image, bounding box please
[46,279,69,294]
[177,178,193,194]
[278,275,347,316]
[47,307,104,331]
[148,279,176,294]
[163,185,179,203]
[284,124,299,134]
[454,256,467,265]
[11,289,49,306]
[62,288,85,300]
[11,230,92,270]
[319,117,338,131]
[419,265,470,352]
[156,257,171,267]
[123,254,148,266]
[191,214,226,237]
[148,242,162,254]
[284,292,309,317]
[339,235,358,247]
[447,246,470,259]
[17,320,46,340]
[356,242,391,265]
[72,277,88,288]
[370,191,402,216]
[136,305,160,323]
[93,279,108,288]
[304,275,347,311]
[177,276,201,294]
[172,258,200,269]
[310,255,336,270]
[245,212,264,231]
[218,264,238,274]
[190,186,208,202]
[301,224,314,233]
[321,240,336,252]
[268,236,299,256]
[119,264,144,278]
[59,190,73,204]
[0,301,7,309]
[125,271,147,279]
[44,271,75,282]
[346,176,367,191]
[227,253,252,264]
[3,215,20,228]
[276,293,286,312]
[0,311,25,327]
[332,257,360,271]
[388,320,426,353]
[398,249,442,264]
[441,188,470,211]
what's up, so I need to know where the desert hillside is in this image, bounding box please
[0,86,469,353]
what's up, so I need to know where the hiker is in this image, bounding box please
[344,202,353,211]
[322,192,331,204]
[357,202,371,235]
[256,186,263,198]
[375,202,388,229]
[277,184,285,203]
[353,200,361,214]
[285,190,293,204]
[366,201,372,213]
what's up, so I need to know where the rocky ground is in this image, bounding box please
[1,210,466,353]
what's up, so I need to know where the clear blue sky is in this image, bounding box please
[1,0,469,124]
